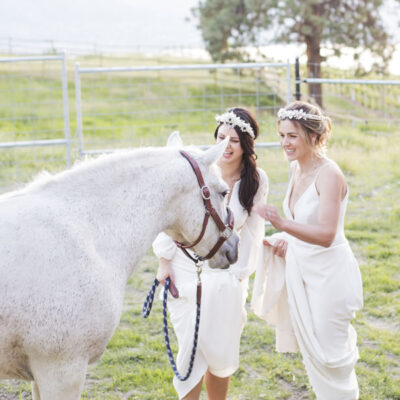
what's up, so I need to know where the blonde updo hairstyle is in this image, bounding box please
[279,101,332,157]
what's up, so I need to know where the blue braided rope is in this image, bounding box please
[163,277,201,381]
[142,277,201,381]
[142,278,159,318]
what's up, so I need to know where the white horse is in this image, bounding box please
[0,133,239,400]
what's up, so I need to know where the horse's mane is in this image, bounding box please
[11,146,193,196]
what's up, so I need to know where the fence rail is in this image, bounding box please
[0,139,69,149]
[298,78,400,85]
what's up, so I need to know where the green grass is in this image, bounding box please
[0,57,399,399]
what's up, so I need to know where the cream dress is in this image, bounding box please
[252,160,363,400]
[153,168,268,399]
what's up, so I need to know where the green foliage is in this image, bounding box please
[193,0,395,73]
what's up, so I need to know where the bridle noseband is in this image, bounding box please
[174,150,234,264]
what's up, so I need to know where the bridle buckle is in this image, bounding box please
[221,226,233,240]
[200,186,211,200]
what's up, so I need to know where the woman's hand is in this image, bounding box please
[157,258,179,298]
[253,203,286,230]
[263,238,288,258]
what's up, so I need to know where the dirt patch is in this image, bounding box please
[278,377,312,400]
[365,316,400,332]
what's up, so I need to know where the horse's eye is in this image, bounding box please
[221,190,229,198]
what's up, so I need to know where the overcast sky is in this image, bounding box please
[0,0,201,48]
[1,0,399,47]
[0,0,399,72]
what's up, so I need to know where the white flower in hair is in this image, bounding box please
[215,111,255,138]
[277,108,327,122]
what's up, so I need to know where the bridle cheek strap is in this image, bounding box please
[174,150,234,263]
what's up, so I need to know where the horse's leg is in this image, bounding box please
[32,381,40,400]
[30,356,88,400]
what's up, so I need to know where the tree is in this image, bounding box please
[192,0,398,107]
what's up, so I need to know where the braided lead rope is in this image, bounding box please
[162,277,201,381]
[142,277,201,381]
[142,278,159,318]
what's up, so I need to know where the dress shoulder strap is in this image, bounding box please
[313,159,334,183]
[289,160,298,179]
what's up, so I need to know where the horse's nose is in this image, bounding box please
[226,232,239,264]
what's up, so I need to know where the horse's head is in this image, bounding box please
[164,132,239,269]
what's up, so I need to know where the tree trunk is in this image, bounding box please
[305,35,323,107]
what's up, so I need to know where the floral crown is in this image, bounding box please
[215,111,255,139]
[277,108,328,122]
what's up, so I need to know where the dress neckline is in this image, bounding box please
[286,159,348,220]
[227,179,241,206]
[287,176,314,219]
[287,159,331,219]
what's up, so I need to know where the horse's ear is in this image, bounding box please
[167,131,183,147]
[201,136,229,166]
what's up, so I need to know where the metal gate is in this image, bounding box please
[0,53,71,190]
[74,61,292,157]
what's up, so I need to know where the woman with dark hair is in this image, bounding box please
[252,101,363,399]
[153,107,268,400]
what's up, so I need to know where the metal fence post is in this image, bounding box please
[61,52,71,167]
[75,62,84,159]
[295,57,301,100]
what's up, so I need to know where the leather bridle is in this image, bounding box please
[174,150,234,264]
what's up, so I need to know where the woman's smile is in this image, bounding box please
[223,150,234,158]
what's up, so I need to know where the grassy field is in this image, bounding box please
[0,56,399,399]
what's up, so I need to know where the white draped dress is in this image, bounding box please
[153,168,268,399]
[252,160,363,400]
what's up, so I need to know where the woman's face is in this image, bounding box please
[216,124,244,166]
[278,119,313,162]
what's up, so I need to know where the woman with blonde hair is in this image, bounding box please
[252,101,363,400]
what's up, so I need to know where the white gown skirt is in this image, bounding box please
[285,239,363,400]
[162,253,248,399]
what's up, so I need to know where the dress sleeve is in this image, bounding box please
[152,232,177,260]
[229,169,269,280]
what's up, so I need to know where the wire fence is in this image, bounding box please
[0,36,208,60]
[0,54,71,190]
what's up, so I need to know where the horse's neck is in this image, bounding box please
[48,149,186,282]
